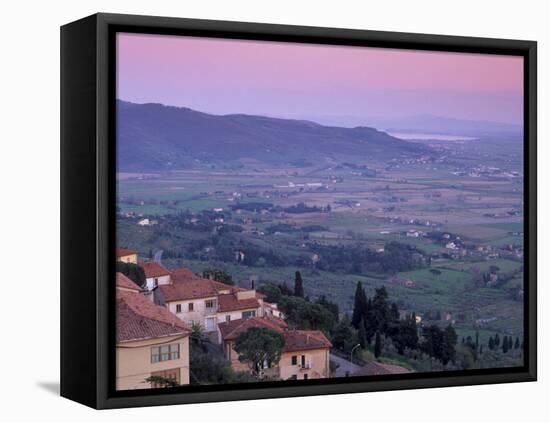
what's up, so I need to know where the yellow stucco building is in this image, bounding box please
[115,273,191,390]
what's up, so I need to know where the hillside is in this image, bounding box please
[117,100,432,170]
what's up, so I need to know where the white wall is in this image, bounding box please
[145,274,171,291]
[168,297,218,328]
[3,0,547,422]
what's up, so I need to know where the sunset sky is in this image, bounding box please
[117,32,524,126]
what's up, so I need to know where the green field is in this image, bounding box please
[117,139,525,359]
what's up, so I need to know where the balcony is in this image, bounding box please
[299,362,312,370]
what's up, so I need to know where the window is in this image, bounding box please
[154,278,159,287]
[301,355,306,368]
[226,344,231,361]
[205,299,216,309]
[242,310,256,319]
[291,355,297,365]
[188,302,194,312]
[289,374,297,380]
[206,317,216,331]
[151,343,180,363]
[226,315,231,323]
[176,304,182,313]
[303,374,308,380]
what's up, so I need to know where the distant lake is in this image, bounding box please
[387,132,477,141]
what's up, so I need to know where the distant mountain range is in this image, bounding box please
[287,114,523,138]
[117,101,432,171]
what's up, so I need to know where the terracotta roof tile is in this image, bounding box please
[116,272,142,292]
[116,248,137,257]
[116,290,190,343]
[159,268,234,302]
[353,361,410,376]
[218,318,330,352]
[139,261,171,278]
[218,294,260,312]
[218,316,287,341]
[282,330,332,352]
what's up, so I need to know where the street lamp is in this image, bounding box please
[350,343,361,365]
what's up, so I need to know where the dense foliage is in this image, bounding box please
[311,241,429,274]
[234,327,285,376]
[202,268,235,285]
[116,261,146,288]
[189,326,257,385]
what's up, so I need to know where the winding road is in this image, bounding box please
[330,353,362,377]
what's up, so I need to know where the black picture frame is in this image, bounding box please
[61,12,537,409]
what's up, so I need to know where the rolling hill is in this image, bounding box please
[117,100,432,171]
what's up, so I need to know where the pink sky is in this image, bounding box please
[117,33,524,125]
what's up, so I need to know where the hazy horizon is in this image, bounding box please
[117,33,524,126]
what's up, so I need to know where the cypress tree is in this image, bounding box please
[390,302,400,323]
[372,286,390,334]
[364,297,375,343]
[488,336,495,350]
[494,333,500,347]
[294,271,304,297]
[374,331,382,358]
[358,318,367,348]
[514,337,520,349]
[502,336,509,353]
[351,281,367,329]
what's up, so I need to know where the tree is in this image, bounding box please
[390,302,400,323]
[316,295,339,321]
[189,338,257,385]
[234,327,285,376]
[190,322,205,345]
[372,286,390,334]
[489,265,500,274]
[331,314,359,353]
[116,261,146,289]
[393,313,418,354]
[420,324,457,365]
[515,337,520,349]
[494,333,501,347]
[351,281,368,329]
[442,325,458,365]
[145,375,178,388]
[294,271,305,297]
[364,298,375,343]
[488,336,495,350]
[257,283,283,303]
[358,318,367,348]
[374,332,382,358]
[502,336,509,353]
[202,268,234,285]
[278,295,336,333]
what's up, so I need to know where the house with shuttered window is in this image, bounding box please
[155,267,281,342]
[218,316,332,380]
[115,272,191,390]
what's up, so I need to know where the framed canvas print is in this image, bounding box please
[60,13,537,409]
